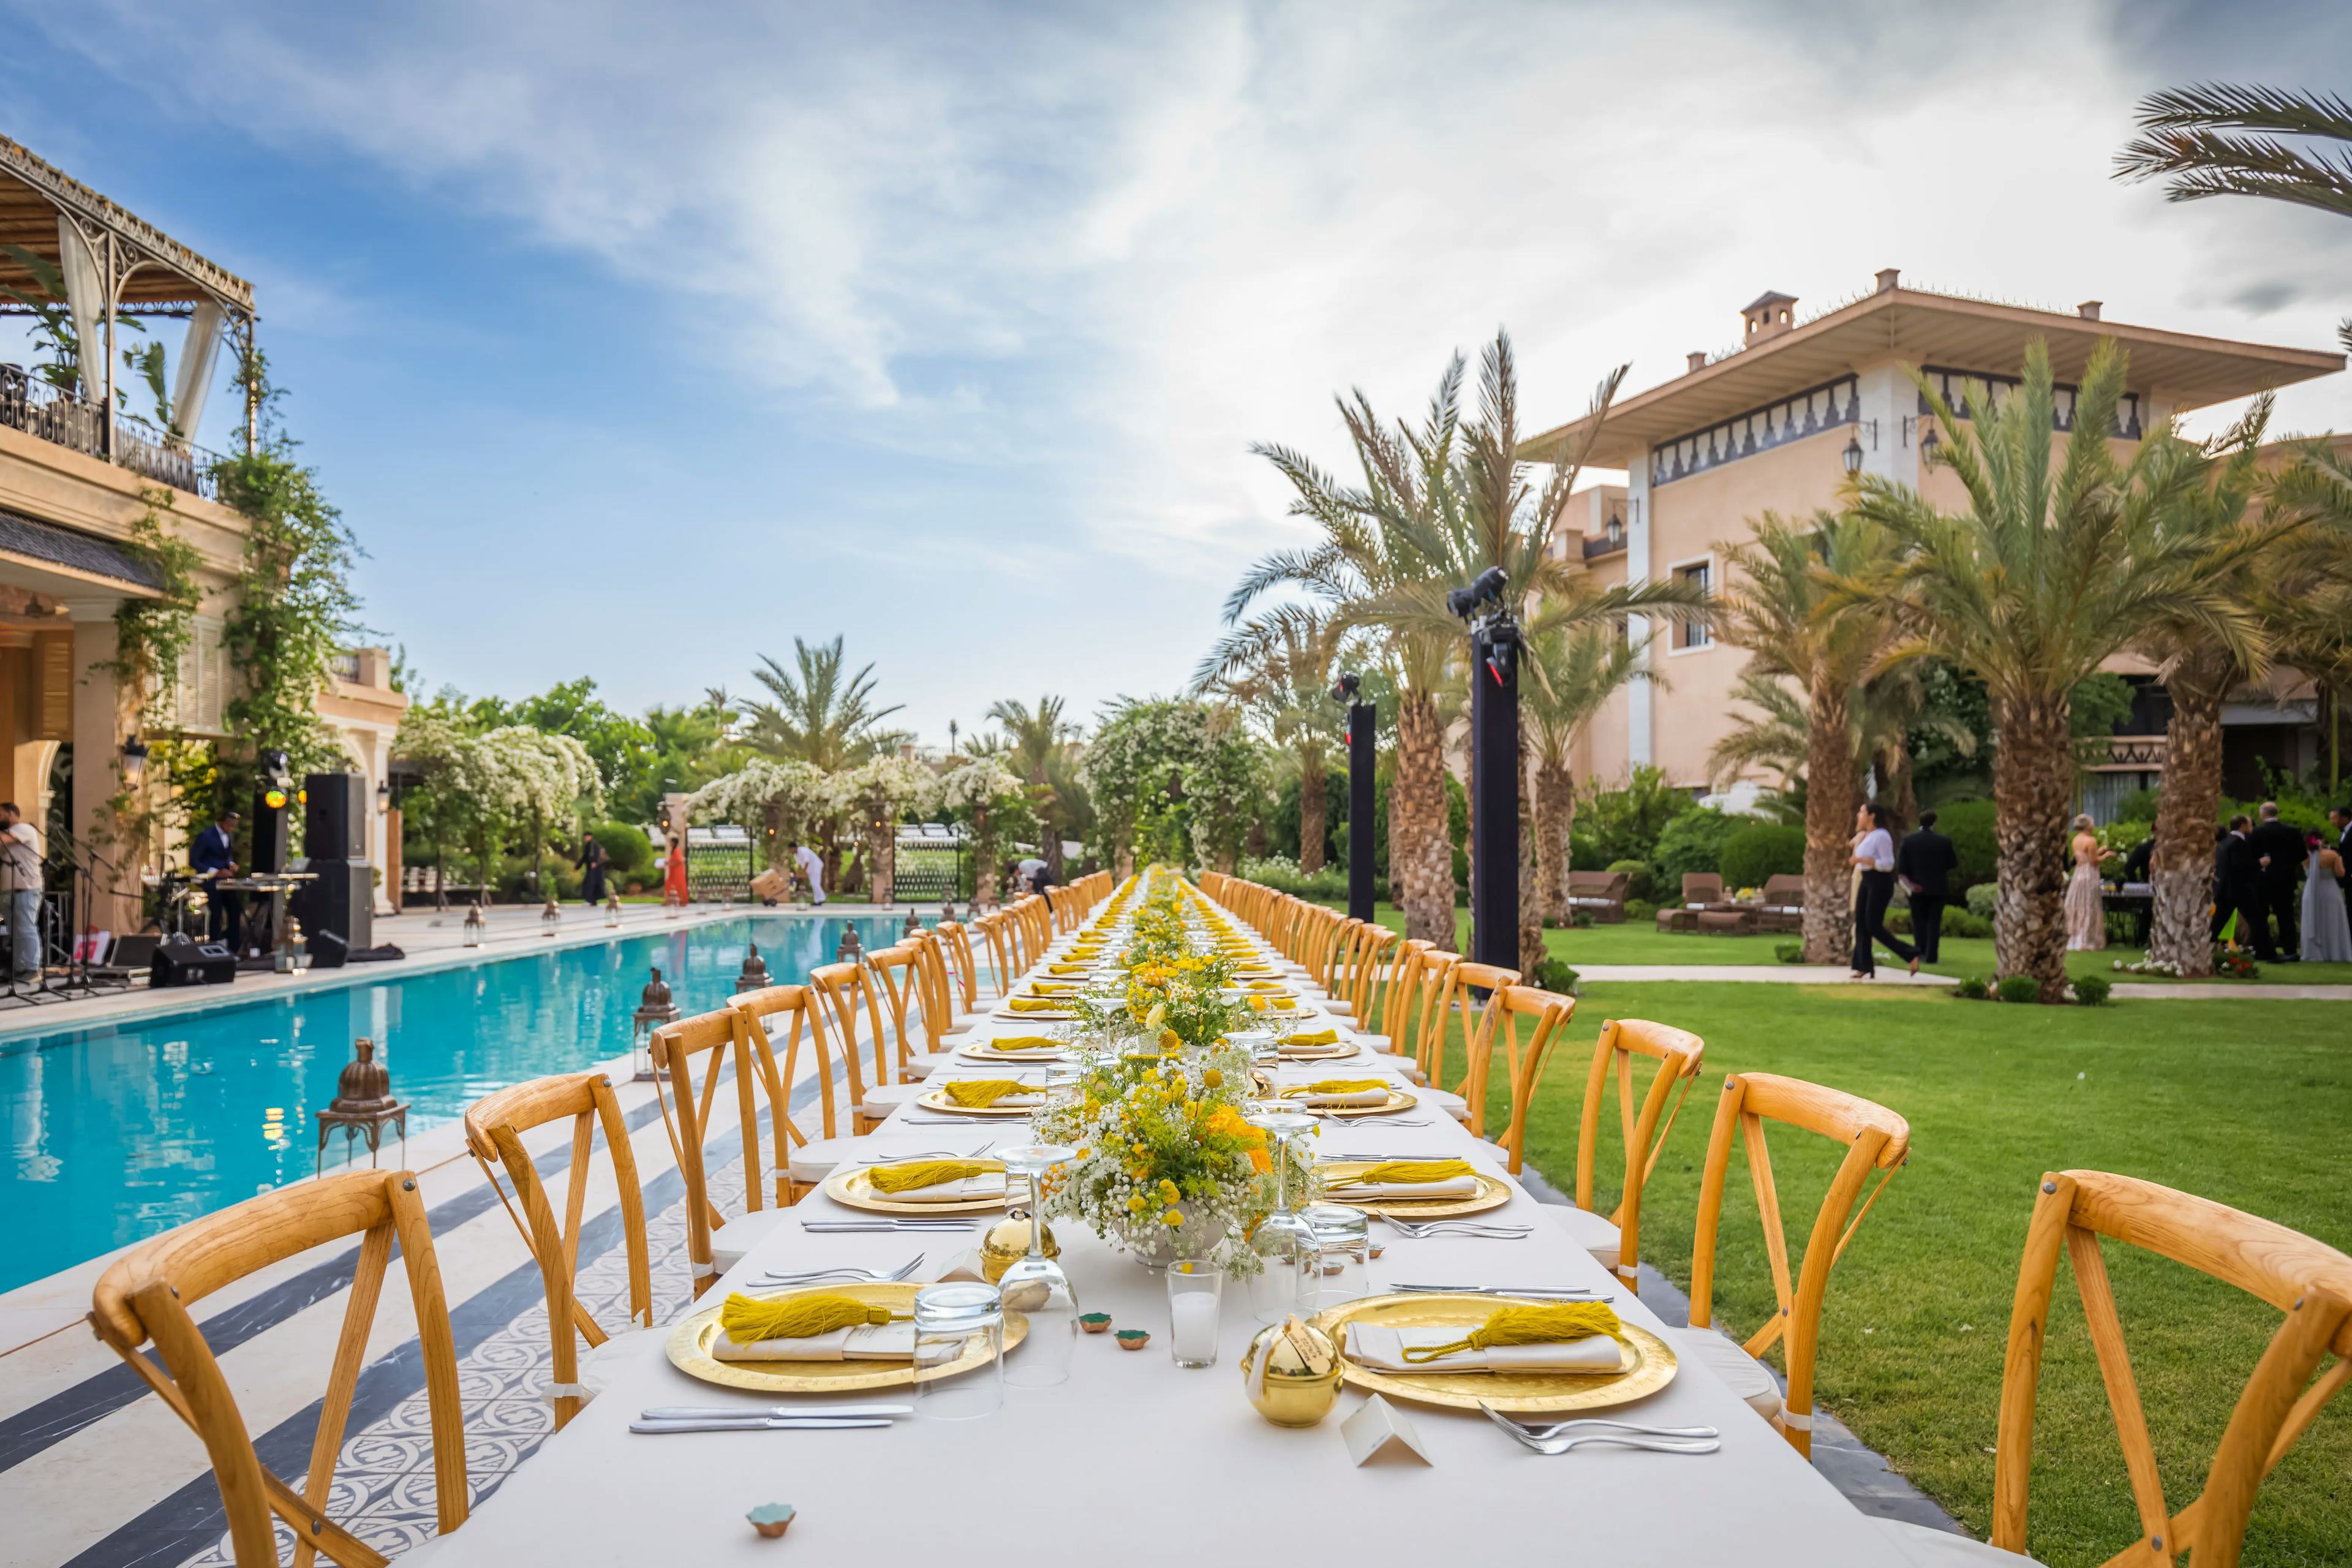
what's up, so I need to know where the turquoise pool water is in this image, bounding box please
[0,914,911,1295]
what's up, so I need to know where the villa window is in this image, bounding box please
[1674,562,1711,648]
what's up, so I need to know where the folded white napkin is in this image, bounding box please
[1284,1085,1391,1107]
[1324,1174,1481,1200]
[712,1322,916,1362]
[1344,1323,1623,1375]
[872,1172,1008,1204]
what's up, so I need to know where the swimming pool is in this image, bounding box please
[0,913,911,1295]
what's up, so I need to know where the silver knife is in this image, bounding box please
[631,1417,891,1434]
[1389,1282,1608,1297]
[641,1403,913,1420]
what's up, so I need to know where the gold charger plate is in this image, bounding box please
[1276,1042,1359,1063]
[1283,1088,1418,1118]
[1315,1163,1512,1218]
[1309,1292,1676,1414]
[959,1041,1069,1063]
[823,1165,1009,1215]
[917,1085,1048,1117]
[666,1282,1028,1393]
[992,1005,1079,1022]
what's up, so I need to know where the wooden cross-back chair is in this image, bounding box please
[1685,1071,1910,1457]
[862,941,932,1082]
[89,1170,466,1568]
[1456,983,1577,1171]
[1009,895,1049,970]
[1544,1019,1706,1288]
[933,919,981,1010]
[1429,959,1518,1120]
[1311,916,1366,1010]
[652,1007,783,1292]
[729,982,869,1203]
[907,928,971,1049]
[1341,927,1399,1021]
[1351,937,1430,1078]
[464,1071,652,1430]
[1405,949,1463,1089]
[973,911,1019,999]
[1869,1170,2352,1568]
[807,959,903,1134]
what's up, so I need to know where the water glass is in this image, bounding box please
[913,1282,1004,1422]
[1166,1260,1225,1368]
[1303,1202,1370,1306]
[998,1143,1080,1387]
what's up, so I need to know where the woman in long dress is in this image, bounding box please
[2300,831,2352,962]
[2064,813,2106,951]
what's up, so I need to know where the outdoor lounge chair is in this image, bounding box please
[1757,874,1806,933]
[1681,872,1725,907]
[1566,870,1630,924]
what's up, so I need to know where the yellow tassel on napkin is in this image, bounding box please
[1283,1028,1339,1047]
[870,1159,1005,1193]
[1283,1079,1387,1096]
[1006,997,1066,1014]
[978,1036,1062,1053]
[1329,1159,1474,1187]
[944,1079,1034,1107]
[721,1292,896,1342]
[1400,1302,1624,1363]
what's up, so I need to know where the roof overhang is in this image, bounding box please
[0,506,166,598]
[1525,288,2344,467]
[0,134,255,315]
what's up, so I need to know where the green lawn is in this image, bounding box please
[1458,981,2352,1567]
[1321,900,2352,986]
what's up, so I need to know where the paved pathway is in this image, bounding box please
[2108,982,2352,1000]
[1572,964,1956,985]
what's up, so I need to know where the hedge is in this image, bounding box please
[1719,823,1805,890]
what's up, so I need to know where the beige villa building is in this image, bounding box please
[1,135,406,934]
[1532,269,2345,817]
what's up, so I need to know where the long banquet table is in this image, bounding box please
[420,905,1898,1566]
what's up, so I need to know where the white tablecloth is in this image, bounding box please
[418,919,1893,1566]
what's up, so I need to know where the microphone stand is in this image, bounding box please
[49,826,126,993]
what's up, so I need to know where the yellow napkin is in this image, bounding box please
[1282,1028,1340,1048]
[973,1035,1065,1055]
[1006,997,1068,1014]
[1327,1159,1474,1187]
[943,1079,1041,1107]
[870,1159,1006,1193]
[1247,995,1298,1013]
[1028,981,1078,995]
[1047,963,1091,975]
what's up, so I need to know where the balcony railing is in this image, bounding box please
[1,363,228,501]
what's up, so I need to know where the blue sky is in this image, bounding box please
[4,0,2350,744]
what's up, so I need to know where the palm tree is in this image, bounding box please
[2116,85,2352,352]
[1523,624,1646,925]
[1714,511,1899,963]
[1842,339,2271,1000]
[738,636,908,770]
[986,696,1077,878]
[1192,614,1344,873]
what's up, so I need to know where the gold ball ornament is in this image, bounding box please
[979,1212,1059,1284]
[1240,1314,1343,1427]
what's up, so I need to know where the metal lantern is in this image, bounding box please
[605,892,624,927]
[632,965,679,1082]
[462,903,486,948]
[541,893,562,937]
[274,916,311,974]
[836,924,863,964]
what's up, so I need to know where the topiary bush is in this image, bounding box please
[1606,858,1655,902]
[1624,897,1659,924]
[1652,809,1744,887]
[1939,907,1993,940]
[1719,823,1806,891]
[590,821,655,880]
[1952,974,1990,1000]
[2071,973,2112,1006]
[1937,799,1997,892]
[1774,940,1804,964]
[1965,882,1997,922]
[1532,957,1580,995]
[1997,974,2043,1005]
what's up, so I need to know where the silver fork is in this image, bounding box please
[1381,1219,1534,1238]
[756,1255,925,1286]
[1517,1414,1719,1441]
[1477,1403,1719,1455]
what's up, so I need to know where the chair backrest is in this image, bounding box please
[1442,960,1521,1101]
[1411,950,1465,1088]
[654,1007,776,1295]
[729,982,835,1146]
[1687,1071,1910,1457]
[1370,938,1433,1049]
[1761,873,1806,908]
[1575,1019,1706,1286]
[865,941,925,1075]
[1987,1170,2352,1567]
[1681,872,1724,905]
[974,911,1019,997]
[89,1170,467,1568]
[464,1071,652,1429]
[807,959,890,1114]
[1343,927,1400,1020]
[1458,984,1577,1168]
[933,919,980,1009]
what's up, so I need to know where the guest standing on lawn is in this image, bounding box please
[1896,809,1958,963]
[2211,815,2271,959]
[578,832,608,907]
[1850,802,1918,979]
[2300,829,2352,962]
[2064,813,2106,951]
[2248,802,2305,961]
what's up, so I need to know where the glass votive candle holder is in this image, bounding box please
[913,1281,1005,1420]
[1303,1202,1371,1306]
[1166,1259,1225,1368]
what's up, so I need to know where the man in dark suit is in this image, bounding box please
[2211,814,2272,960]
[2247,802,2306,960]
[190,809,242,946]
[1895,809,1959,962]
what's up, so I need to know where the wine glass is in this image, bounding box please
[995,1142,1080,1387]
[1244,1099,1317,1323]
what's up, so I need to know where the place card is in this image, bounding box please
[1341,1393,1433,1467]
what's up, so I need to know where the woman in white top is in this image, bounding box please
[1849,802,1918,979]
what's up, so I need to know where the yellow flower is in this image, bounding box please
[1157,1178,1180,1204]
[1201,1068,1223,1088]
[1127,1194,1147,1213]
[1161,1208,1185,1227]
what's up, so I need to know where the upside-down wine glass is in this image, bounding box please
[995,1142,1080,1387]
[1244,1099,1317,1322]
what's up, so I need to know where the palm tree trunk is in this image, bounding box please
[1393,690,1454,947]
[2150,653,2230,976]
[1385,775,1401,905]
[1535,759,1574,924]
[1992,693,2075,1001]
[1802,677,1856,964]
[1885,741,1917,832]
[1298,750,1328,875]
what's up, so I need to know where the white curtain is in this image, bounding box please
[55,216,108,405]
[171,299,225,444]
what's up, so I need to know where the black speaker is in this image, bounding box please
[250,788,291,875]
[291,859,372,952]
[304,773,368,861]
[307,928,349,969]
[151,936,237,987]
